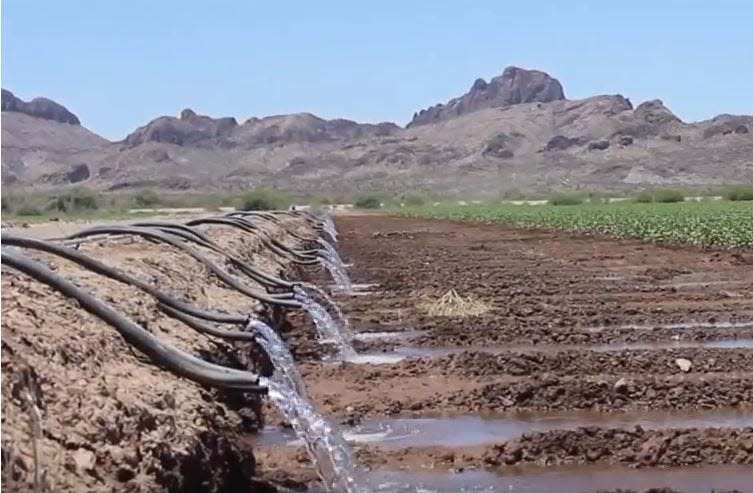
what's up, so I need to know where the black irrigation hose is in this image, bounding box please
[2,233,250,324]
[200,218,303,262]
[1,249,265,392]
[228,212,319,243]
[132,221,217,245]
[227,211,281,223]
[141,224,295,291]
[230,216,321,258]
[229,216,323,259]
[159,227,291,290]
[158,304,257,342]
[57,227,302,308]
[185,217,320,265]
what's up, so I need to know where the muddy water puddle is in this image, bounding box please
[359,465,753,493]
[344,338,753,364]
[353,330,428,342]
[330,282,381,296]
[586,320,753,332]
[257,408,753,448]
[664,280,749,289]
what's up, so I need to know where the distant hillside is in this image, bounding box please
[1,90,110,186]
[3,66,752,194]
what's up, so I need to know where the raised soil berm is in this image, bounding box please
[1,215,314,492]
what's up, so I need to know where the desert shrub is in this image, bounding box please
[2,190,49,215]
[632,189,685,203]
[653,189,685,203]
[13,202,43,216]
[402,194,426,206]
[354,195,382,209]
[7,197,44,216]
[633,191,654,203]
[48,187,101,213]
[238,188,289,211]
[301,194,333,207]
[585,192,610,204]
[131,189,162,207]
[724,186,753,201]
[549,193,583,206]
[1,194,11,212]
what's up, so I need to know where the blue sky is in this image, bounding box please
[3,0,752,140]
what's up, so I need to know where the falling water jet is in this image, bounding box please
[317,213,339,246]
[319,253,353,293]
[261,377,371,493]
[318,237,344,264]
[321,214,338,240]
[250,318,369,492]
[295,286,356,358]
[297,282,351,336]
[247,319,308,398]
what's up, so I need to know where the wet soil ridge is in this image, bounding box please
[483,427,753,468]
[252,214,752,493]
[355,427,753,469]
[1,210,332,492]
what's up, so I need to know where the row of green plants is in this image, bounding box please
[353,187,753,209]
[515,186,753,206]
[397,200,753,248]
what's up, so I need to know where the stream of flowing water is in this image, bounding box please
[253,213,377,492]
[298,282,352,336]
[321,214,338,241]
[252,318,369,492]
[319,252,353,292]
[295,286,356,357]
[248,319,308,398]
[262,378,371,493]
[319,237,346,266]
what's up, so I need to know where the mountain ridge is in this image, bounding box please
[3,66,751,193]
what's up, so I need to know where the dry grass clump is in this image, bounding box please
[417,288,490,317]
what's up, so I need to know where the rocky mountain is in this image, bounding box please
[2,89,81,125]
[124,110,401,148]
[1,91,109,185]
[408,66,565,127]
[124,109,239,147]
[2,66,752,194]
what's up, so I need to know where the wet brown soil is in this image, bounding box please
[354,426,753,469]
[254,215,753,492]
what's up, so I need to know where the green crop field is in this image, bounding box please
[398,201,753,248]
